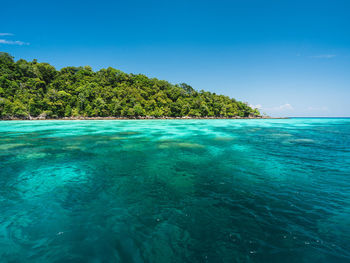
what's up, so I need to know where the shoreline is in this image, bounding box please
[0,116,288,121]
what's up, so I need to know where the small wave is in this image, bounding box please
[283,138,316,144]
[291,139,315,143]
[213,137,235,141]
[118,131,140,135]
[0,143,28,150]
[110,136,127,140]
[271,133,293,137]
[159,142,205,149]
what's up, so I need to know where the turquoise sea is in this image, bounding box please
[0,118,349,262]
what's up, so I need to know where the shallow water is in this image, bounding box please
[0,118,349,262]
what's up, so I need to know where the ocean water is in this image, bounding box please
[0,118,349,263]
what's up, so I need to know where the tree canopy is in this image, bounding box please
[0,52,260,119]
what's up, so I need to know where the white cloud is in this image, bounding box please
[250,104,294,116]
[272,103,294,111]
[309,54,336,59]
[250,103,294,111]
[0,33,14,36]
[0,39,29,45]
[249,104,262,109]
[307,106,329,111]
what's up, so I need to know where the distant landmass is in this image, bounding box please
[0,52,261,120]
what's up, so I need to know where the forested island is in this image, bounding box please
[0,52,261,119]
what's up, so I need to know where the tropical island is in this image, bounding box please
[0,52,262,120]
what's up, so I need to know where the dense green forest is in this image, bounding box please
[0,52,260,119]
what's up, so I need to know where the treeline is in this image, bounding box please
[0,52,260,119]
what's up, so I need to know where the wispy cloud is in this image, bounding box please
[307,106,329,111]
[309,54,336,59]
[249,104,262,110]
[0,33,14,36]
[272,103,294,111]
[0,39,29,45]
[260,103,294,112]
[0,33,29,45]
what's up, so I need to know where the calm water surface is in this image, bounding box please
[0,119,349,262]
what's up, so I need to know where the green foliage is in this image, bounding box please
[0,52,260,119]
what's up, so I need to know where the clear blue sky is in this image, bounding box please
[1,0,349,117]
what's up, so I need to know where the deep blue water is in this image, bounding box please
[0,119,349,262]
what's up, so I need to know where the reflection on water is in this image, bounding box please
[0,119,350,262]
